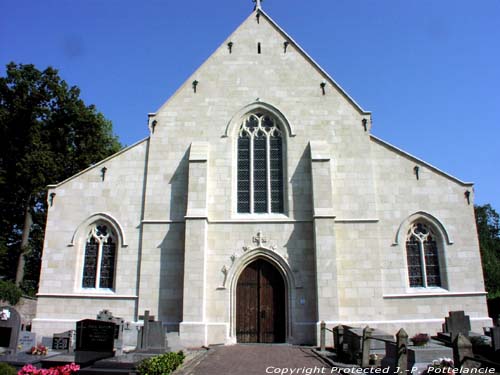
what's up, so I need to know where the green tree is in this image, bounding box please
[0,62,121,292]
[475,204,500,298]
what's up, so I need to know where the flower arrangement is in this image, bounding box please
[411,333,430,346]
[425,358,455,374]
[18,363,80,375]
[29,344,48,355]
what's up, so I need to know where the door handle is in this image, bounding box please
[260,310,266,319]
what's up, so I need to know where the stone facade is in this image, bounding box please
[33,8,491,347]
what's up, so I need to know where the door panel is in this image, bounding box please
[236,261,259,343]
[236,259,285,343]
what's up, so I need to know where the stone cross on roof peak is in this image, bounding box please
[253,0,263,10]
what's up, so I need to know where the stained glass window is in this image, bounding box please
[82,238,99,288]
[237,136,251,213]
[82,223,117,289]
[405,222,442,288]
[237,112,284,214]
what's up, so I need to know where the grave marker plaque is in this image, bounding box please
[17,331,36,352]
[52,336,69,351]
[52,330,74,352]
[76,319,115,352]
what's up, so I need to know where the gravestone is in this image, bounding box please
[96,309,124,353]
[41,336,53,348]
[137,310,168,353]
[437,311,471,343]
[76,319,115,352]
[382,340,452,374]
[52,330,74,352]
[41,319,115,369]
[341,326,393,364]
[491,327,500,353]
[0,306,21,354]
[0,327,61,370]
[17,331,37,352]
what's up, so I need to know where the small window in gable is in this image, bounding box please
[237,112,284,214]
[406,222,442,288]
[82,223,117,289]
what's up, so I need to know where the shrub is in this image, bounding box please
[0,280,22,305]
[0,363,17,375]
[137,351,185,375]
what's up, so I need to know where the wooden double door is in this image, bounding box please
[236,259,286,343]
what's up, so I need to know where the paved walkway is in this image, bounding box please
[177,345,333,375]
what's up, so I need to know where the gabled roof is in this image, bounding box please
[154,8,371,116]
[256,8,370,115]
[370,135,473,186]
[47,137,149,189]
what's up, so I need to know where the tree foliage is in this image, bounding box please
[0,62,121,292]
[0,280,23,305]
[475,204,500,298]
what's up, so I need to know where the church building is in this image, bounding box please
[33,3,490,347]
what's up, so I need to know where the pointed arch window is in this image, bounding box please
[406,222,442,288]
[237,112,284,214]
[82,223,117,289]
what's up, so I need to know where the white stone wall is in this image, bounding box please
[33,9,490,346]
[138,11,374,346]
[33,140,148,338]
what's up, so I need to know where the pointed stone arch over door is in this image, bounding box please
[236,259,286,343]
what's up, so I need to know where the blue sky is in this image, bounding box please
[1,0,499,211]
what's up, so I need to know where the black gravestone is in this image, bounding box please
[0,306,21,354]
[42,320,115,369]
[491,327,500,353]
[96,310,122,337]
[76,319,115,352]
[52,330,74,352]
[52,335,70,351]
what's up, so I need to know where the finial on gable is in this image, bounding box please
[253,0,262,11]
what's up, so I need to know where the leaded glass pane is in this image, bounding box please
[270,136,283,213]
[245,116,258,133]
[424,238,441,287]
[262,115,274,132]
[406,238,423,287]
[100,238,116,289]
[237,136,251,213]
[237,112,284,214]
[253,135,267,213]
[82,238,98,288]
[96,225,108,237]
